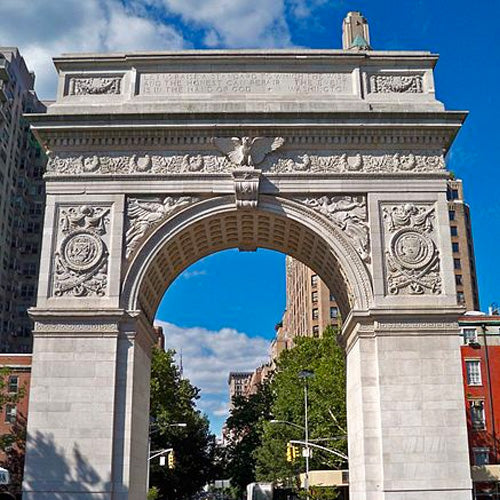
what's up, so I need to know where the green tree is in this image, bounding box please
[149,347,217,500]
[0,368,27,495]
[256,327,347,487]
[224,382,274,497]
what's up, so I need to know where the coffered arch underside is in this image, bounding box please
[122,195,373,323]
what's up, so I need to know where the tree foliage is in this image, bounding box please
[255,327,347,485]
[224,383,274,497]
[149,347,217,500]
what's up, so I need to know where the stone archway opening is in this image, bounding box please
[127,198,356,325]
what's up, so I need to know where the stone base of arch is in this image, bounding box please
[22,310,156,500]
[22,309,471,500]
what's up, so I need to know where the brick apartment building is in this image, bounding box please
[460,313,500,499]
[0,354,31,495]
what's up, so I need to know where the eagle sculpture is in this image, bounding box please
[212,136,285,167]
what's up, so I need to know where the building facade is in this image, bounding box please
[0,48,46,353]
[448,179,480,311]
[283,256,340,340]
[0,354,32,495]
[459,313,500,499]
[227,372,252,409]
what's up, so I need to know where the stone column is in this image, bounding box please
[22,311,156,500]
[344,313,472,500]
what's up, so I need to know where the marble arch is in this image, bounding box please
[23,48,472,500]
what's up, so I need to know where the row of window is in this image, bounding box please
[311,307,338,320]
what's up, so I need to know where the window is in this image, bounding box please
[311,291,318,303]
[457,292,465,304]
[450,226,458,237]
[330,307,338,319]
[312,308,319,320]
[329,293,335,302]
[4,404,16,424]
[463,328,477,345]
[455,274,463,286]
[8,375,18,394]
[473,448,490,466]
[312,325,319,338]
[452,242,459,253]
[449,210,456,221]
[454,258,461,270]
[466,360,482,386]
[470,400,486,430]
[311,275,318,287]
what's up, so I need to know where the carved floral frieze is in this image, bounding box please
[382,203,441,295]
[299,195,370,263]
[368,74,424,94]
[53,205,110,297]
[46,150,445,176]
[68,77,122,96]
[125,196,197,259]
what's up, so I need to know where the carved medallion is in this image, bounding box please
[383,203,441,295]
[60,230,105,272]
[53,206,110,297]
[390,229,435,270]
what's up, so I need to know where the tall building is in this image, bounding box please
[282,178,479,341]
[227,371,252,409]
[0,48,46,353]
[283,256,340,340]
[448,179,480,311]
[459,312,500,498]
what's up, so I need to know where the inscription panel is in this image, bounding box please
[139,72,353,96]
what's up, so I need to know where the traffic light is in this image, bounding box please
[168,450,175,469]
[286,443,300,462]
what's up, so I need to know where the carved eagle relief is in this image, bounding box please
[213,136,285,167]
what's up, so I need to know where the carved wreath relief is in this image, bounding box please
[301,195,370,263]
[68,77,122,96]
[369,74,424,94]
[382,203,441,295]
[53,206,110,297]
[125,196,197,259]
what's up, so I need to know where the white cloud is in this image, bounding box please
[152,0,293,48]
[182,269,207,279]
[156,321,270,425]
[0,0,187,99]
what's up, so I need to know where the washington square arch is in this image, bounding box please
[21,12,474,500]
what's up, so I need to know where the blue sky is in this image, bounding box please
[2,0,499,435]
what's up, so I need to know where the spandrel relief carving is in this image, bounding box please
[53,205,111,297]
[382,203,442,295]
[300,195,370,263]
[125,196,198,259]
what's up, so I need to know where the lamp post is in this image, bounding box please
[147,422,187,493]
[298,370,314,498]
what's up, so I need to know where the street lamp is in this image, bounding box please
[147,422,187,493]
[298,370,314,498]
